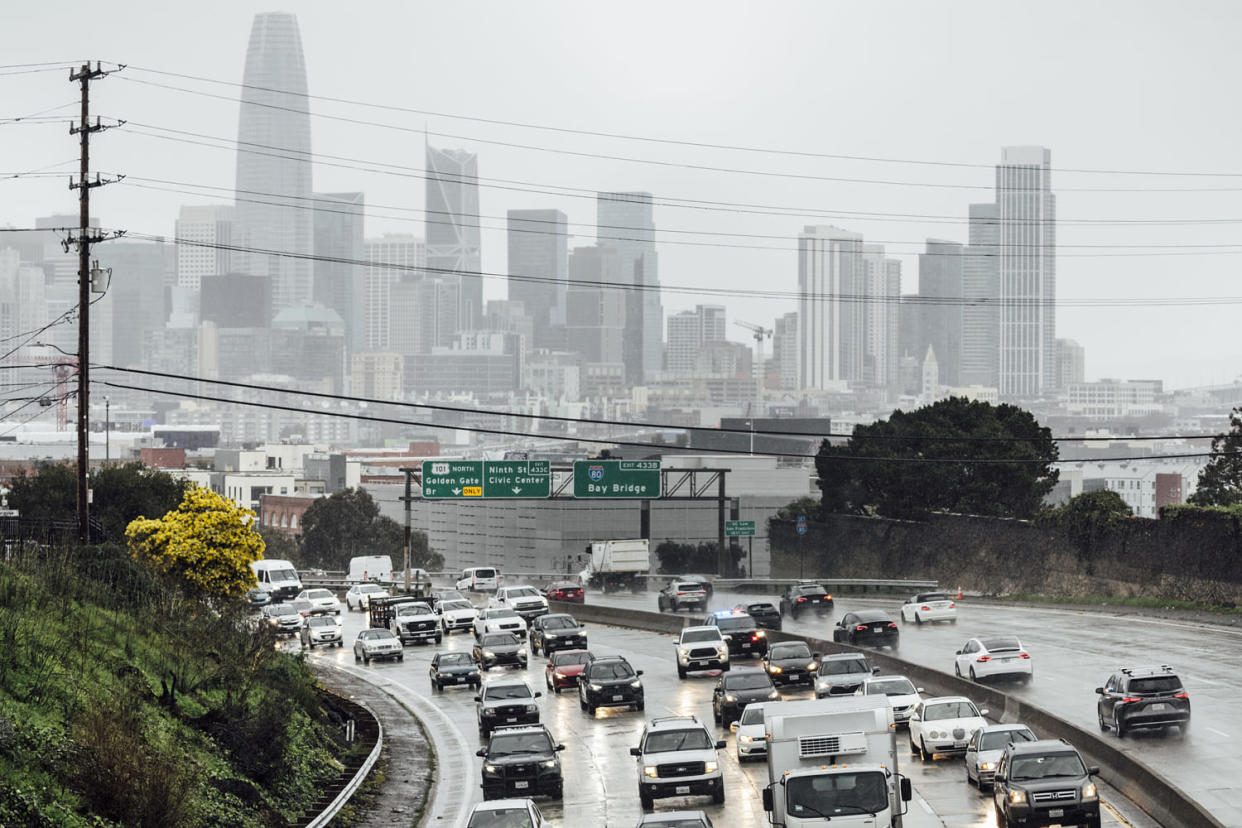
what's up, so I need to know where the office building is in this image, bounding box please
[772,312,798,391]
[666,304,727,375]
[1057,338,1085,390]
[797,225,863,389]
[960,203,1000,388]
[364,234,425,351]
[597,192,663,383]
[270,306,347,393]
[426,145,482,330]
[312,192,365,354]
[507,209,568,347]
[233,12,314,316]
[911,239,964,387]
[351,352,404,400]
[565,245,626,369]
[175,205,233,291]
[100,241,173,368]
[860,244,901,389]
[389,276,459,356]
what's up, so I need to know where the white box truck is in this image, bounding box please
[762,696,912,828]
[347,555,394,584]
[581,538,650,593]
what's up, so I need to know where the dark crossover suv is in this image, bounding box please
[579,655,645,714]
[473,632,529,671]
[475,680,543,738]
[476,724,564,800]
[711,670,781,727]
[833,610,899,650]
[992,739,1100,828]
[703,611,768,658]
[761,641,819,687]
[779,582,833,619]
[1096,665,1190,737]
[429,651,482,691]
[735,600,782,630]
[529,613,587,656]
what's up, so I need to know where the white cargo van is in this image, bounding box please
[347,555,394,584]
[455,566,502,592]
[251,559,302,602]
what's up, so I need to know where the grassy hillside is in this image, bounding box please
[0,543,353,827]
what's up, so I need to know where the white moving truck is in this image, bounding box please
[347,555,394,584]
[762,696,912,828]
[581,538,650,593]
[251,559,302,602]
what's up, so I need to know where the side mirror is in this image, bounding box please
[476,748,486,757]
[899,776,912,801]
[629,747,641,756]
[916,687,925,693]
[473,696,482,702]
[979,709,989,717]
[723,634,733,641]
[1094,687,1104,695]
[580,622,586,628]
[812,652,822,660]
[715,740,726,749]
[636,670,644,676]
[762,788,774,812]
[1088,765,1099,776]
[555,744,566,752]
[729,722,738,732]
[955,650,962,656]
[994,772,1006,783]
[872,666,880,674]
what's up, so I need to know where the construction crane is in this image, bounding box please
[734,319,772,415]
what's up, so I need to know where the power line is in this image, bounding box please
[118,64,1242,180]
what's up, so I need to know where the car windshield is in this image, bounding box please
[853,612,889,623]
[786,771,888,816]
[980,729,1035,750]
[644,821,709,828]
[267,568,297,581]
[923,701,979,720]
[866,678,917,696]
[589,662,635,680]
[747,603,776,613]
[714,616,753,631]
[483,633,519,647]
[980,636,1022,652]
[439,653,473,667]
[915,593,949,602]
[739,704,766,725]
[541,616,577,630]
[725,673,772,691]
[1129,676,1182,694]
[643,728,713,753]
[681,629,721,643]
[489,732,553,755]
[508,587,540,598]
[306,589,332,599]
[770,643,811,659]
[674,583,704,592]
[793,584,826,595]
[472,569,497,579]
[396,604,432,616]
[484,684,533,700]
[359,584,384,594]
[466,807,534,828]
[1010,753,1088,781]
[359,630,392,640]
[488,609,519,620]
[442,600,474,611]
[552,652,592,666]
[821,659,869,676]
[270,605,298,617]
[307,617,337,628]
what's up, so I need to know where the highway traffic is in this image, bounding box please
[300,594,1157,827]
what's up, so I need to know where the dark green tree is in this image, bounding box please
[299,488,440,571]
[1044,489,1132,564]
[654,541,742,576]
[1188,408,1242,507]
[259,526,300,562]
[816,397,1059,519]
[6,461,75,523]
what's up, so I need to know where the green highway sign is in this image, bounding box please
[725,520,756,537]
[573,460,662,499]
[483,460,551,498]
[421,460,484,498]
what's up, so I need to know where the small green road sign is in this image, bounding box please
[483,460,551,498]
[421,460,484,498]
[573,459,661,498]
[725,520,756,537]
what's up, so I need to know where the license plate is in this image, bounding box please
[514,781,529,789]
[613,694,624,701]
[691,661,704,667]
[448,676,460,683]
[873,628,882,633]
[506,717,517,722]
[1049,809,1063,818]
[675,785,690,795]
[1150,703,1167,711]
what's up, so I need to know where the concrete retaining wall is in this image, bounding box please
[562,601,1224,828]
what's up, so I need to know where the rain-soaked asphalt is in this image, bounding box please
[305,598,1159,828]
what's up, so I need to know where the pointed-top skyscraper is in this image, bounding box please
[234,12,313,318]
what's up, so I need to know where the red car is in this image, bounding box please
[545,582,585,603]
[544,649,594,693]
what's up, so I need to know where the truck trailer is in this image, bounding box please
[762,696,912,828]
[581,539,650,593]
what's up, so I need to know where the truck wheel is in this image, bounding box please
[550,783,564,800]
[677,665,687,679]
[640,792,653,810]
[435,634,442,644]
[712,781,726,804]
[635,699,644,712]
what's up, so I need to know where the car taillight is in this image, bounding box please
[948,602,956,609]
[1121,696,1142,703]
[825,595,832,601]
[797,597,806,602]
[855,625,868,631]
[977,655,992,662]
[677,591,686,595]
[920,605,931,612]
[1019,652,1031,659]
[1175,692,1189,699]
[751,634,760,641]
[887,622,898,629]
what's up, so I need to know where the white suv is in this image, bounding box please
[489,585,550,621]
[474,607,529,640]
[296,588,340,616]
[674,626,731,679]
[630,715,725,810]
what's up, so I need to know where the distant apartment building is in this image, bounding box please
[407,331,523,397]
[960,203,1000,388]
[566,245,626,374]
[101,241,172,368]
[270,306,347,393]
[598,192,663,383]
[351,352,403,399]
[860,244,900,389]
[525,350,582,401]
[797,225,863,390]
[175,205,233,291]
[507,208,568,348]
[1064,379,1163,419]
[312,192,365,353]
[1057,338,1085,390]
[364,234,425,351]
[907,239,964,387]
[666,304,727,374]
[772,312,798,391]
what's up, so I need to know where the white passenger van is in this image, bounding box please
[455,566,502,593]
[347,555,394,584]
[251,559,302,602]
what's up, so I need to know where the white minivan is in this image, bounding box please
[251,559,302,602]
[347,555,394,584]
[455,566,502,593]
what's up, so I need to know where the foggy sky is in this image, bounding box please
[4,0,1242,389]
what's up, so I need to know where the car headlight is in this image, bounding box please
[718,648,729,658]
[679,654,690,664]
[768,690,781,700]
[930,730,945,739]
[554,670,566,678]
[590,683,603,691]
[768,665,782,673]
[724,694,737,702]
[483,763,499,775]
[541,759,557,769]
[807,662,818,671]
[755,630,765,637]
[1082,782,1098,800]
[643,765,659,778]
[979,761,994,771]
[1009,790,1027,805]
[544,632,556,639]
[525,704,537,713]
[630,680,642,689]
[739,734,753,743]
[704,761,718,774]
[483,650,495,658]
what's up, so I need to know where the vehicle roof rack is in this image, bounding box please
[1120,664,1174,676]
[649,714,700,726]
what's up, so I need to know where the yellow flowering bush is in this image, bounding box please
[125,486,266,600]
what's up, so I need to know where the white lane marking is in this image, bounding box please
[1206,727,1232,738]
[918,795,935,815]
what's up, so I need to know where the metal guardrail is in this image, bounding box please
[302,693,383,828]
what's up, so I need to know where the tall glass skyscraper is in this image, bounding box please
[233,12,314,319]
[507,208,568,348]
[426,145,482,332]
[597,192,663,384]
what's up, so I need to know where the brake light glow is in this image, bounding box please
[887,622,898,629]
[825,595,832,600]
[948,602,956,609]
[797,597,806,602]
[855,625,868,631]
[977,655,992,662]
[1121,696,1142,703]
[920,605,931,612]
[1019,652,1031,659]
[677,591,686,595]
[1175,692,1190,699]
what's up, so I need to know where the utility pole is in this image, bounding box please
[67,62,123,543]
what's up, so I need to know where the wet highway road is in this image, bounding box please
[308,606,1147,828]
[594,588,1242,825]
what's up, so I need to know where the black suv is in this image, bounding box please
[712,669,781,727]
[529,613,587,656]
[475,680,543,738]
[779,581,833,618]
[476,724,565,800]
[735,600,782,631]
[579,655,645,714]
[704,611,768,658]
[992,739,1100,828]
[1096,665,1190,737]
